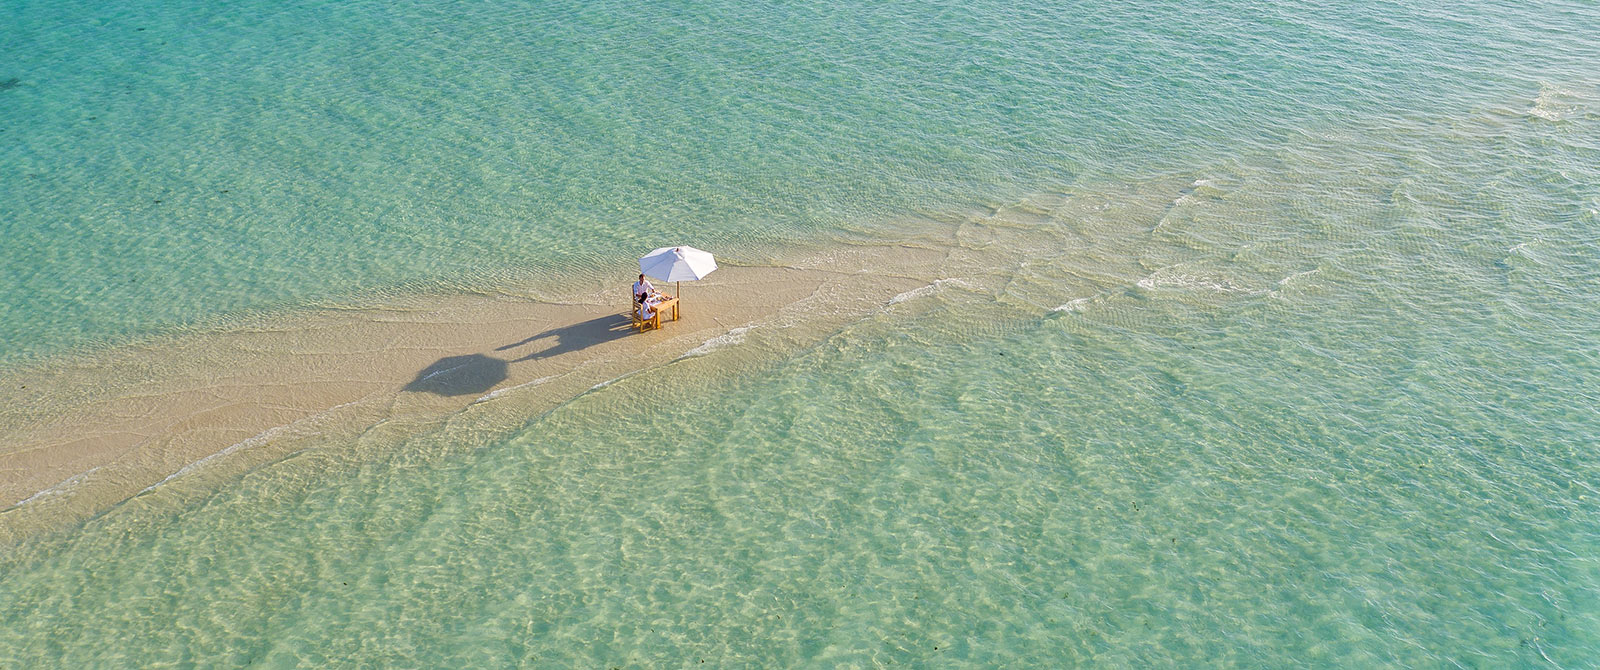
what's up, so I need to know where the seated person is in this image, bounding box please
[633,274,654,304]
[637,297,656,321]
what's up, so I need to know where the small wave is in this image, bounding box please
[1276,269,1320,287]
[1172,179,1215,206]
[1501,240,1551,268]
[1052,297,1094,313]
[417,359,478,383]
[1527,84,1582,121]
[12,466,103,509]
[139,398,365,494]
[1138,268,1262,295]
[681,326,755,359]
[475,374,561,403]
[887,278,977,305]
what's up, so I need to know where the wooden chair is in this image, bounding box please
[627,292,659,332]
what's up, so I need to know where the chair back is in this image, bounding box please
[627,290,654,331]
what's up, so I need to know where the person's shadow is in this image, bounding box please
[497,314,634,363]
[404,315,634,396]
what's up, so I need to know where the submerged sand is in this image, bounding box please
[0,238,965,542]
[1,182,1194,544]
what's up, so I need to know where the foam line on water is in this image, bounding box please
[887,278,978,306]
[474,374,563,403]
[680,326,755,359]
[10,467,103,510]
[1137,267,1266,295]
[1053,297,1095,313]
[137,397,370,495]
[1277,269,1321,287]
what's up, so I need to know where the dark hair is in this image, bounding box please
[638,273,645,281]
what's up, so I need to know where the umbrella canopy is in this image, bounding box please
[639,246,717,282]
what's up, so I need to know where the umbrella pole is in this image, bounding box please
[676,281,682,318]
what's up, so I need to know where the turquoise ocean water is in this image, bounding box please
[3,0,1599,666]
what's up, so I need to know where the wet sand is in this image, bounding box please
[0,239,961,542]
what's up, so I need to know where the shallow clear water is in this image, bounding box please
[3,0,1599,666]
[5,0,1592,362]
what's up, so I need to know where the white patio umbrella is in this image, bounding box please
[639,246,717,302]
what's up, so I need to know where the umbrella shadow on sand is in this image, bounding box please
[403,354,509,396]
[497,314,634,363]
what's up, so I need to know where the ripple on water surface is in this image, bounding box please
[2,0,1599,666]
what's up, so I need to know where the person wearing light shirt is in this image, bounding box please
[633,274,654,305]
